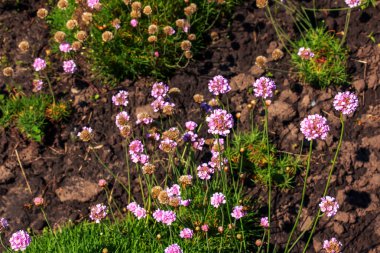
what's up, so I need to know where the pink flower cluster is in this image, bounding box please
[300,114,330,140]
[32,79,43,92]
[253,77,276,99]
[208,75,231,96]
[9,230,31,251]
[182,121,205,151]
[0,217,8,232]
[63,60,76,73]
[210,192,226,208]
[260,217,269,228]
[179,228,194,239]
[345,0,361,8]
[159,138,178,153]
[231,205,247,220]
[153,209,177,225]
[33,58,46,72]
[129,140,149,164]
[87,0,99,9]
[127,202,147,220]
[164,243,182,253]
[89,203,107,223]
[130,19,138,27]
[333,91,358,115]
[59,42,72,53]
[112,90,129,106]
[206,109,233,136]
[197,163,214,180]
[150,82,175,113]
[115,111,130,129]
[298,47,315,60]
[323,237,342,253]
[136,113,153,125]
[201,224,209,232]
[163,184,191,207]
[319,196,339,217]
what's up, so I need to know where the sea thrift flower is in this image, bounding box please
[59,42,72,53]
[151,97,165,112]
[9,230,31,251]
[180,199,191,207]
[208,75,231,95]
[32,79,43,92]
[192,138,205,151]
[77,126,93,142]
[154,51,159,57]
[89,204,107,223]
[164,244,182,253]
[179,175,193,186]
[161,210,177,225]
[98,179,107,188]
[319,196,339,217]
[87,0,99,9]
[33,58,46,71]
[0,218,8,232]
[201,224,209,232]
[180,228,194,239]
[206,109,234,136]
[159,138,177,153]
[300,114,330,140]
[151,82,169,98]
[333,91,359,115]
[136,112,153,125]
[63,60,76,73]
[253,77,276,99]
[298,47,315,60]
[167,184,181,197]
[197,163,214,180]
[185,121,198,131]
[129,140,144,154]
[345,0,361,8]
[323,237,342,253]
[127,202,139,213]
[130,19,138,27]
[211,192,226,208]
[138,154,149,164]
[208,153,228,171]
[134,206,147,219]
[231,205,247,220]
[153,209,164,222]
[115,111,130,129]
[260,217,269,228]
[33,197,44,207]
[112,90,129,106]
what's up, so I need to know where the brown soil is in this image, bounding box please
[0,0,379,252]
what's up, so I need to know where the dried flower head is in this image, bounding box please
[159,138,177,153]
[0,218,9,232]
[179,175,193,186]
[255,55,268,69]
[130,10,141,19]
[123,0,131,5]
[9,230,31,251]
[252,77,276,99]
[162,102,175,115]
[33,58,47,72]
[164,243,182,253]
[323,238,342,253]
[131,1,142,10]
[77,126,93,142]
[57,0,69,9]
[119,125,132,138]
[188,33,196,41]
[211,192,226,208]
[272,48,284,61]
[208,75,230,95]
[256,0,268,8]
[300,114,330,140]
[162,127,180,141]
[3,67,14,77]
[193,94,204,103]
[319,196,339,217]
[81,12,93,24]
[115,111,130,129]
[206,109,234,136]
[33,197,44,207]
[37,8,48,19]
[175,19,185,28]
[345,0,361,8]
[148,24,158,35]
[90,203,107,223]
[66,19,78,30]
[71,41,82,51]
[102,31,113,42]
[333,91,358,115]
[169,197,181,207]
[63,60,76,73]
[18,40,30,53]
[136,112,153,125]
[180,40,192,51]
[298,47,315,60]
[163,26,176,36]
[151,186,163,198]
[158,190,170,204]
[143,5,152,15]
[148,35,157,43]
[112,18,121,29]
[32,79,43,92]
[184,3,197,16]
[142,163,156,175]
[112,90,129,106]
[54,31,66,43]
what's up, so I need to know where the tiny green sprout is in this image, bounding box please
[94,94,100,100]
[367,32,376,43]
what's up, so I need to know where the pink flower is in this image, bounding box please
[197,163,214,180]
[63,60,76,73]
[179,228,193,239]
[77,126,93,142]
[127,202,139,212]
[333,91,358,115]
[151,96,165,112]
[185,121,197,131]
[134,206,147,219]
[192,138,205,151]
[136,113,153,125]
[130,19,138,27]
[33,58,46,71]
[129,140,144,155]
[345,0,361,8]
[154,51,159,57]
[33,197,44,207]
[98,179,107,188]
[9,230,31,251]
[138,154,149,164]
[167,184,181,197]
[231,205,247,220]
[208,75,231,95]
[164,244,182,253]
[59,42,72,53]
[300,114,330,140]
[159,138,177,153]
[151,82,169,98]
[130,153,140,163]
[0,218,9,232]
[208,153,228,171]
[112,90,129,106]
[210,192,226,208]
[153,209,164,222]
[161,210,176,225]
[89,203,107,223]
[319,196,339,217]
[206,109,234,136]
[253,77,276,99]
[183,131,197,142]
[32,79,43,92]
[323,237,342,253]
[260,217,269,228]
[201,224,209,232]
[87,0,99,9]
[180,199,191,207]
[115,111,130,129]
[298,47,315,60]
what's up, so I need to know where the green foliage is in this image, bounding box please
[47,0,240,84]
[290,27,349,88]
[0,94,52,142]
[45,101,71,122]
[226,128,301,189]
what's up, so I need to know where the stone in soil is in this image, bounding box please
[55,176,101,202]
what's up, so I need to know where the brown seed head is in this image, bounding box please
[175,19,185,28]
[180,40,192,51]
[193,94,204,103]
[102,31,113,42]
[163,26,175,36]
[256,0,268,8]
[255,55,267,69]
[158,191,169,204]
[169,197,181,207]
[179,175,193,186]
[142,163,156,175]
[162,128,180,141]
[208,98,219,107]
[255,239,262,247]
[131,1,142,11]
[188,33,196,41]
[37,8,48,19]
[54,31,66,43]
[123,0,131,5]
[265,99,272,106]
[147,35,157,43]
[18,40,30,53]
[143,5,152,15]
[184,3,197,16]
[66,19,78,30]
[78,128,93,142]
[236,234,242,240]
[130,10,141,18]
[148,24,158,35]
[76,31,88,42]
[57,0,69,9]
[162,103,174,115]
[184,51,193,59]
[120,125,132,138]
[151,186,163,199]
[81,12,93,25]
[3,67,14,77]
[71,41,82,51]
[272,48,284,61]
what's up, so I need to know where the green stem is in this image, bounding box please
[284,140,313,253]
[41,208,54,236]
[0,234,10,253]
[340,9,351,47]
[44,73,55,105]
